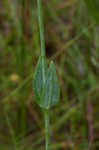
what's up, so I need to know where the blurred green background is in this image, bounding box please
[0,0,99,149]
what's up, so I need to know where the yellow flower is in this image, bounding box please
[10,74,20,82]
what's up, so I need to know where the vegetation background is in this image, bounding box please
[0,0,99,149]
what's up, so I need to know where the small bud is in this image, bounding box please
[33,58,60,109]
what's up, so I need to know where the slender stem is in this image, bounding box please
[44,109,50,150]
[37,0,46,84]
[37,0,45,57]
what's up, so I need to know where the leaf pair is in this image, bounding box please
[33,56,60,109]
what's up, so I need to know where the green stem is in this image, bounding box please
[37,0,45,57]
[37,0,46,83]
[44,109,50,150]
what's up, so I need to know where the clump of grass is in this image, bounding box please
[83,1,99,149]
[33,0,60,150]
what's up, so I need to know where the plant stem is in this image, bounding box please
[37,0,46,83]
[37,0,45,57]
[44,109,50,150]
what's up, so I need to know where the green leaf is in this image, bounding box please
[33,56,47,106]
[42,61,60,109]
[33,58,60,109]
